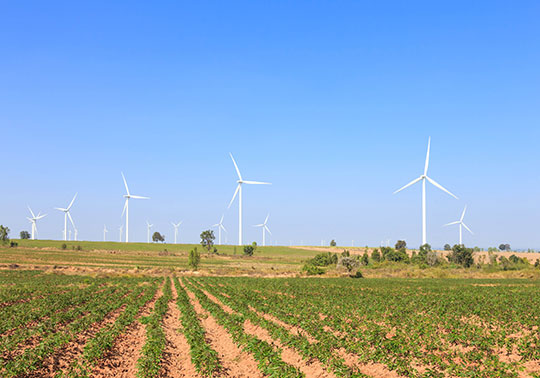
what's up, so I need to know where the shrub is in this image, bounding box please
[10,241,18,248]
[535,259,540,268]
[20,231,30,240]
[188,247,201,270]
[308,252,338,267]
[350,271,363,279]
[447,244,474,268]
[243,245,255,256]
[381,247,408,263]
[371,248,381,262]
[76,245,82,251]
[395,240,407,250]
[61,243,67,250]
[360,252,369,266]
[338,256,359,273]
[302,264,325,275]
[152,232,165,243]
[341,249,350,257]
[444,244,451,251]
[330,239,337,247]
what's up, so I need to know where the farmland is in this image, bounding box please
[1,270,540,377]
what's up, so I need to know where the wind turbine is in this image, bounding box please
[253,214,272,247]
[146,221,153,243]
[171,221,183,244]
[212,215,227,245]
[228,153,271,245]
[444,206,473,245]
[121,173,149,243]
[393,137,458,246]
[27,207,46,240]
[55,193,77,241]
[118,224,124,242]
[103,225,108,241]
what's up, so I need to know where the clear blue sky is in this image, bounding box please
[1,1,539,249]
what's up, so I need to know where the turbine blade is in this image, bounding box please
[242,180,271,185]
[130,195,149,199]
[253,224,264,227]
[67,193,77,210]
[229,153,242,181]
[220,224,227,233]
[425,176,458,199]
[212,224,219,227]
[393,176,422,194]
[444,221,460,226]
[264,214,270,224]
[265,225,272,235]
[462,223,474,235]
[424,137,431,176]
[27,206,35,218]
[460,205,467,222]
[121,172,130,196]
[121,199,128,217]
[228,185,240,208]
[54,207,66,212]
[220,214,224,224]
[67,212,76,229]
[36,214,47,219]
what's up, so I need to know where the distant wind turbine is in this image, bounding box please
[444,206,473,245]
[27,207,46,240]
[253,214,272,246]
[212,215,227,245]
[146,221,153,243]
[171,221,183,244]
[394,137,458,246]
[121,173,149,243]
[103,225,108,242]
[55,193,77,241]
[228,153,271,246]
[118,224,124,242]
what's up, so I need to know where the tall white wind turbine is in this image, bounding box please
[55,194,77,241]
[228,153,271,246]
[27,207,47,240]
[121,173,149,243]
[171,221,183,244]
[212,215,227,245]
[444,206,473,245]
[253,214,272,247]
[394,137,458,246]
[103,225,108,242]
[146,221,153,243]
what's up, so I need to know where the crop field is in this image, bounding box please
[1,270,539,377]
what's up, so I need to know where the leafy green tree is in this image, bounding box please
[20,231,30,240]
[200,230,215,253]
[447,244,474,267]
[395,240,407,250]
[361,251,369,266]
[188,247,201,270]
[371,248,381,262]
[330,239,337,247]
[444,244,451,251]
[243,245,255,256]
[0,225,10,245]
[152,232,165,242]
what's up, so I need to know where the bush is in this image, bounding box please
[10,241,18,248]
[535,259,540,268]
[61,243,67,250]
[350,271,363,279]
[243,245,255,256]
[381,247,408,263]
[371,248,381,262]
[188,247,201,270]
[330,239,337,247]
[395,240,407,250]
[360,252,369,266]
[152,232,165,243]
[444,244,451,251]
[302,264,325,275]
[447,244,474,268]
[338,256,359,273]
[341,249,350,257]
[20,231,30,240]
[76,245,82,251]
[308,252,338,267]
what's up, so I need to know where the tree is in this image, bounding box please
[499,244,511,251]
[338,256,359,273]
[152,232,165,243]
[330,239,337,247]
[447,244,474,267]
[361,251,369,266]
[444,244,451,251]
[0,226,10,245]
[200,230,215,253]
[395,240,407,250]
[188,247,201,270]
[243,245,255,256]
[371,248,381,262]
[20,231,30,240]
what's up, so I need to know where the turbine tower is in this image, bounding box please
[27,207,46,240]
[103,225,108,241]
[253,214,272,247]
[212,215,227,245]
[171,221,183,244]
[118,224,124,242]
[121,173,149,243]
[228,153,271,245]
[55,193,77,241]
[444,206,473,245]
[393,137,458,246]
[146,221,153,243]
